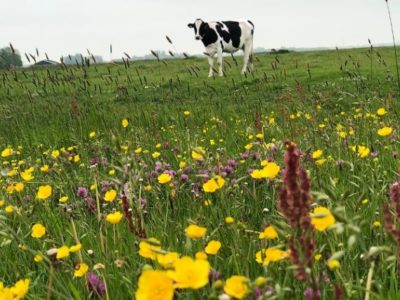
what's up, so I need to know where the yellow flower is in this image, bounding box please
[157,252,180,269]
[179,161,187,169]
[69,244,82,253]
[328,259,340,270]
[373,221,381,228]
[167,256,210,289]
[51,150,60,158]
[135,270,174,300]
[73,155,80,163]
[191,150,204,161]
[377,126,393,137]
[315,159,327,166]
[259,225,278,240]
[36,185,52,200]
[1,147,13,157]
[40,165,49,172]
[105,211,124,224]
[0,200,4,207]
[205,240,221,255]
[225,216,234,224]
[261,162,280,179]
[104,189,117,202]
[59,196,68,203]
[134,147,143,154]
[14,182,25,193]
[195,251,208,260]
[10,278,30,299]
[152,151,161,158]
[312,150,323,159]
[108,169,116,176]
[158,173,172,184]
[74,263,89,277]
[203,176,225,193]
[314,254,322,261]
[139,240,162,260]
[183,110,191,116]
[250,169,265,179]
[224,275,248,299]
[34,254,43,263]
[311,207,336,232]
[89,131,96,138]
[352,145,370,158]
[31,224,46,239]
[121,118,129,128]
[361,199,369,205]
[5,205,14,213]
[56,246,70,260]
[185,224,207,239]
[144,185,152,192]
[256,248,289,265]
[377,107,387,116]
[20,170,34,182]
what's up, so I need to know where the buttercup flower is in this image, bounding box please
[377,126,393,137]
[36,185,52,200]
[104,189,117,202]
[205,240,222,255]
[56,246,70,260]
[224,275,248,299]
[185,224,207,239]
[256,248,289,265]
[135,270,174,300]
[311,207,336,232]
[259,225,278,240]
[167,256,210,289]
[31,223,46,239]
[105,211,124,224]
[158,173,172,184]
[74,263,89,277]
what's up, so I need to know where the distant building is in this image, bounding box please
[34,59,59,66]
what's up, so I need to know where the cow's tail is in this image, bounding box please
[247,20,255,35]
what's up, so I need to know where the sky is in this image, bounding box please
[2,0,400,64]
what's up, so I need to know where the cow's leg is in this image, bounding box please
[241,41,253,74]
[208,56,215,77]
[217,46,223,77]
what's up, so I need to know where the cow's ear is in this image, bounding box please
[187,23,194,28]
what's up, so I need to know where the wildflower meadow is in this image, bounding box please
[1,45,400,299]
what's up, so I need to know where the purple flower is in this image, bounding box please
[224,166,233,175]
[90,157,99,165]
[180,174,189,182]
[87,272,106,297]
[140,198,147,208]
[304,288,313,300]
[254,288,262,299]
[227,159,237,168]
[77,187,88,198]
[240,151,249,160]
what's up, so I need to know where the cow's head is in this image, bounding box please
[188,19,207,41]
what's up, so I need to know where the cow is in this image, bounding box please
[188,19,254,77]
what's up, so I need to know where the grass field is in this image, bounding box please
[1,46,400,299]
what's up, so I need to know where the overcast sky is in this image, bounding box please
[2,0,400,64]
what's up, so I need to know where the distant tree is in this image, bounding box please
[0,47,23,69]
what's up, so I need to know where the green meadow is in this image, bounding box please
[1,46,400,299]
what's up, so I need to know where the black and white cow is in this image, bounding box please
[188,19,254,76]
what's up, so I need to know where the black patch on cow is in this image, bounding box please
[248,20,255,35]
[199,22,218,47]
[221,21,241,48]
[220,41,224,50]
[216,23,231,44]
